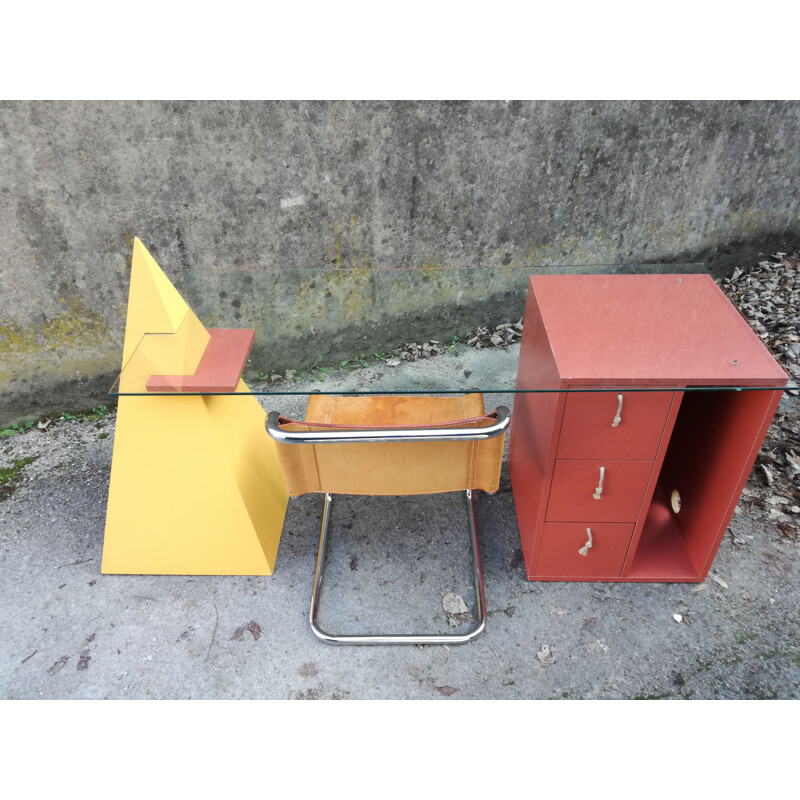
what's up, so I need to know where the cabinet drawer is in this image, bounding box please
[557,389,674,461]
[536,522,634,578]
[546,459,653,522]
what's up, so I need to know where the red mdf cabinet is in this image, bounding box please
[508,274,788,582]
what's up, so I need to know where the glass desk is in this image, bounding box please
[104,249,790,590]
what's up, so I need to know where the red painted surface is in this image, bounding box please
[507,289,568,572]
[621,486,698,580]
[529,274,787,385]
[547,460,654,523]
[557,389,674,460]
[624,387,784,580]
[536,522,635,579]
[147,329,255,393]
[508,274,788,582]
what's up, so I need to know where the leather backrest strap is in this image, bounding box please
[270,394,507,497]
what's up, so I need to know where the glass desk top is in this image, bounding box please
[110,265,791,397]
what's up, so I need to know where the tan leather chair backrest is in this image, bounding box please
[272,394,506,497]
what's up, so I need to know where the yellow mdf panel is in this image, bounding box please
[121,238,197,367]
[102,393,286,575]
[102,238,288,575]
[204,382,288,570]
[119,313,210,394]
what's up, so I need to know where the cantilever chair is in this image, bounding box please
[266,394,510,645]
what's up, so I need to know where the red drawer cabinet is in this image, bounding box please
[546,459,654,523]
[537,522,635,579]
[508,274,788,582]
[557,389,674,460]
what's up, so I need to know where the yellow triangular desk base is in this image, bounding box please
[102,386,286,575]
[102,239,288,575]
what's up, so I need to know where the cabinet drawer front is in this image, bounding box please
[546,460,653,522]
[557,390,674,461]
[536,522,635,578]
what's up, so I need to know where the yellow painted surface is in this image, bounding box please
[102,392,287,574]
[204,381,288,571]
[102,240,288,575]
[121,238,196,367]
[119,313,210,394]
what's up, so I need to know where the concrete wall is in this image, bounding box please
[1,100,799,423]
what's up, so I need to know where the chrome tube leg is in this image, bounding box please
[308,490,487,645]
[466,489,487,641]
[309,493,334,642]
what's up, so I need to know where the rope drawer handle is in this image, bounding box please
[578,528,593,556]
[592,466,605,500]
[611,393,623,427]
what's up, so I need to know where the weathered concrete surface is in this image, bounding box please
[1,100,799,423]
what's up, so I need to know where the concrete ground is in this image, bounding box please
[1,345,799,700]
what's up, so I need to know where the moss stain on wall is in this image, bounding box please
[0,299,123,384]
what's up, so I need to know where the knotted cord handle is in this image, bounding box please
[578,527,593,556]
[592,466,605,500]
[611,393,623,427]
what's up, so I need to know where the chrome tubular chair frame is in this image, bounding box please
[265,407,510,445]
[266,406,510,645]
[309,490,486,645]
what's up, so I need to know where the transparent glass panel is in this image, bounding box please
[110,265,790,397]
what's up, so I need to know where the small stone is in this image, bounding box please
[442,593,468,615]
[536,643,557,664]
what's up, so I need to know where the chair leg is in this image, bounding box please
[309,490,487,645]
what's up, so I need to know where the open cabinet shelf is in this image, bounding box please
[623,387,782,581]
